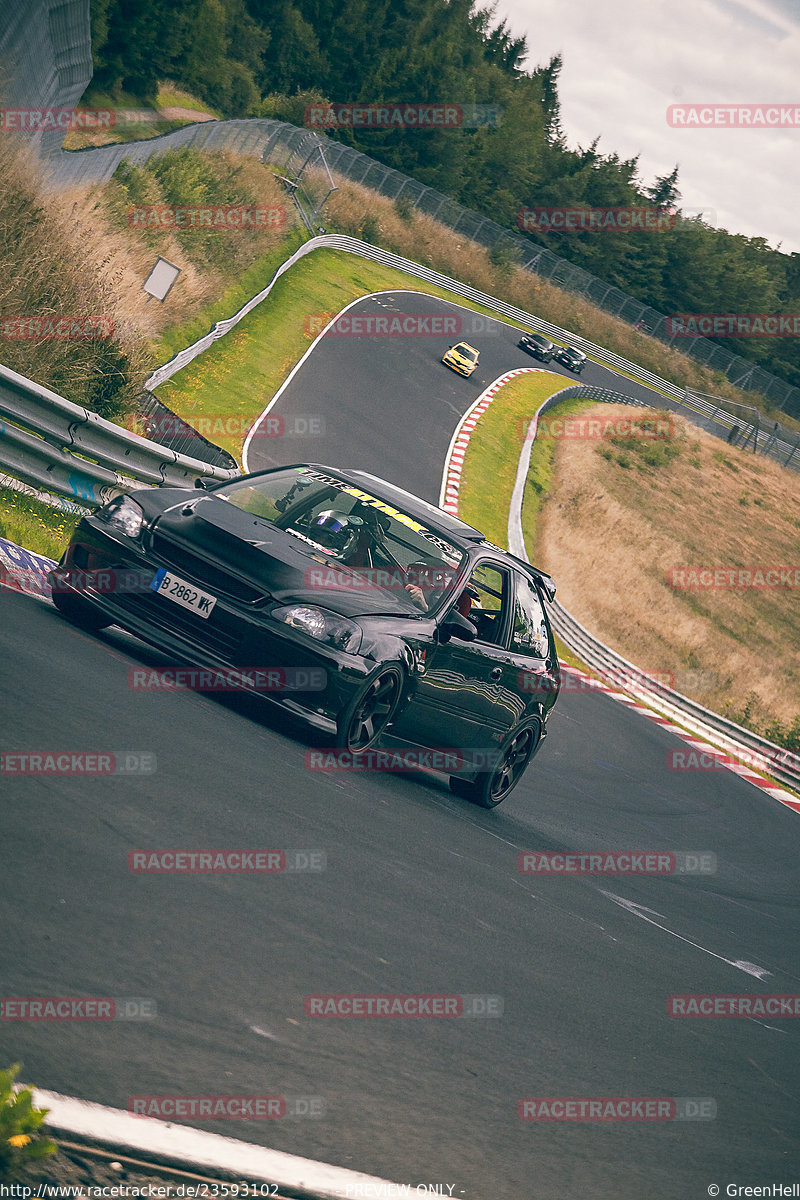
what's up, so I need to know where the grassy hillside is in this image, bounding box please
[532,404,800,743]
[454,378,799,748]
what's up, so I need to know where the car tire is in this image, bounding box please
[449,721,541,809]
[51,587,112,631]
[335,666,405,753]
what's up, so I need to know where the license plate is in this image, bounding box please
[150,568,216,618]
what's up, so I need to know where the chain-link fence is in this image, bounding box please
[34,116,800,433]
[258,124,800,421]
[0,0,92,158]
[134,392,239,470]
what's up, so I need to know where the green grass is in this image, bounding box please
[65,82,222,149]
[449,378,604,674]
[0,488,82,559]
[152,227,308,365]
[79,86,153,112]
[155,84,221,118]
[154,247,570,464]
[455,379,595,551]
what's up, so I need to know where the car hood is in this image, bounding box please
[151,496,428,619]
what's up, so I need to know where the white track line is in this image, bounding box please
[32,1089,413,1200]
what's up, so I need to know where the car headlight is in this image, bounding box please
[97,495,144,538]
[272,605,363,654]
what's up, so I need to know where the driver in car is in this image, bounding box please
[309,510,428,609]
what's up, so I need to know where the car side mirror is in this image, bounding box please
[194,476,214,489]
[440,610,477,643]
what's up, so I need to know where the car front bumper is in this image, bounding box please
[442,356,475,376]
[49,518,382,737]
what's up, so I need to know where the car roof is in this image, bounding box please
[453,342,478,352]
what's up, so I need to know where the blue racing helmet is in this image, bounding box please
[309,510,364,560]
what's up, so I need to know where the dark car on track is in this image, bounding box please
[518,332,555,362]
[552,345,587,374]
[49,465,561,807]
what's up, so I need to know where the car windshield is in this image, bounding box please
[454,344,478,361]
[214,467,465,613]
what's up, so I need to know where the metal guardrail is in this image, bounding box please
[1,232,794,791]
[146,233,800,473]
[6,231,755,514]
[505,382,800,796]
[40,116,800,423]
[0,361,239,508]
[146,237,324,390]
[548,597,800,795]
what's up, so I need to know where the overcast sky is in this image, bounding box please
[496,0,799,254]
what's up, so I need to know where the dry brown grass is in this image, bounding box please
[324,175,791,422]
[71,153,295,340]
[531,404,800,732]
[0,139,150,416]
[0,135,301,417]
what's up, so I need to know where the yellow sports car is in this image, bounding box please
[441,341,480,377]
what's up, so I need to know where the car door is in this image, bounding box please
[393,561,524,759]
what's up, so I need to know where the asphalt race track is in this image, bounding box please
[243,291,738,492]
[2,292,799,1199]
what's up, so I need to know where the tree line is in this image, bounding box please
[88,0,800,411]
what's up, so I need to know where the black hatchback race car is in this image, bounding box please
[49,465,561,807]
[518,332,555,362]
[552,344,587,374]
